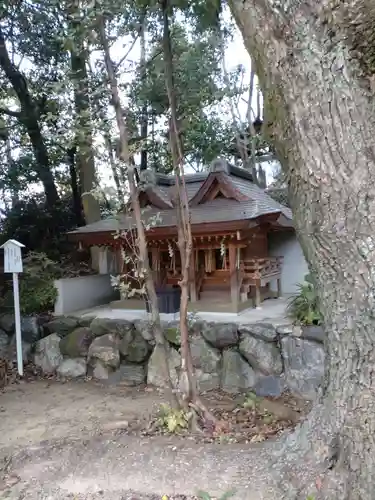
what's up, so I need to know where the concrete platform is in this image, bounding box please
[70,296,291,325]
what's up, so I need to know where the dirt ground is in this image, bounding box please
[0,380,163,452]
[0,380,307,500]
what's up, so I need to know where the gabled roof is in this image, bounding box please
[189,165,250,205]
[68,158,293,237]
[139,187,173,209]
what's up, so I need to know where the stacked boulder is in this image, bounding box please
[0,312,50,365]
[0,311,326,400]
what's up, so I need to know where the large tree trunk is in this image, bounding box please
[229,0,375,497]
[67,145,84,226]
[0,26,59,208]
[68,0,101,227]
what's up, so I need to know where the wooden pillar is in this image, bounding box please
[98,247,108,274]
[151,247,161,285]
[189,249,197,302]
[229,244,238,311]
[255,279,261,308]
[277,277,282,298]
[117,246,125,274]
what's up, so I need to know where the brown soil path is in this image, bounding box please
[0,380,162,451]
[0,381,310,500]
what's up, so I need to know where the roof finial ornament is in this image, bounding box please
[209,157,229,174]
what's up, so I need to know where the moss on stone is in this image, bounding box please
[164,327,181,346]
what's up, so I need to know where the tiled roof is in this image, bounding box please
[69,159,293,235]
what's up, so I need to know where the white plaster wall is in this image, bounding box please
[268,232,309,295]
[54,274,118,315]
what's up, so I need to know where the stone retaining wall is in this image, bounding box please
[0,314,325,400]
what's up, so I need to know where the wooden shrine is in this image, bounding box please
[68,159,294,313]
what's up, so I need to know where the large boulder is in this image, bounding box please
[238,323,278,343]
[8,335,32,364]
[77,317,94,328]
[290,325,325,344]
[0,314,15,335]
[60,327,94,358]
[147,345,180,388]
[87,334,120,369]
[44,317,78,337]
[281,336,325,400]
[195,370,220,392]
[239,334,282,375]
[20,316,41,343]
[163,322,181,346]
[90,318,134,338]
[189,336,220,374]
[57,358,87,378]
[253,375,284,397]
[91,361,110,380]
[107,363,146,386]
[200,322,239,349]
[133,319,155,344]
[119,329,150,363]
[34,333,63,373]
[275,324,294,338]
[221,350,257,393]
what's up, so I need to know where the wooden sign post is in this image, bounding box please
[1,239,25,376]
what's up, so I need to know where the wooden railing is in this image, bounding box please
[243,257,283,281]
[237,261,245,292]
[239,257,283,306]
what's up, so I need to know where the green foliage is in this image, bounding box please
[157,403,190,433]
[242,391,260,409]
[287,274,323,326]
[2,252,62,314]
[0,195,79,259]
[196,489,236,500]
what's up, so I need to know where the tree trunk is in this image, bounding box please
[0,26,59,208]
[67,146,84,226]
[98,15,177,407]
[161,0,196,404]
[140,16,148,172]
[68,0,101,227]
[104,131,124,201]
[161,0,216,425]
[230,0,375,497]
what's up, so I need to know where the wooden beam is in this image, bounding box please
[151,247,161,285]
[229,243,238,310]
[189,250,197,302]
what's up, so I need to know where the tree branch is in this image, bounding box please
[0,107,20,118]
[115,34,140,72]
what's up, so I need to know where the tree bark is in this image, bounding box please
[229,0,375,497]
[68,0,101,227]
[161,0,216,425]
[140,15,148,172]
[67,145,84,226]
[0,25,59,208]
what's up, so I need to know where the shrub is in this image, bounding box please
[287,274,323,326]
[157,403,190,433]
[2,252,62,315]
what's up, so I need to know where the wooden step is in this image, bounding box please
[199,293,230,303]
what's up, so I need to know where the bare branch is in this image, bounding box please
[114,34,140,72]
[98,14,177,404]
